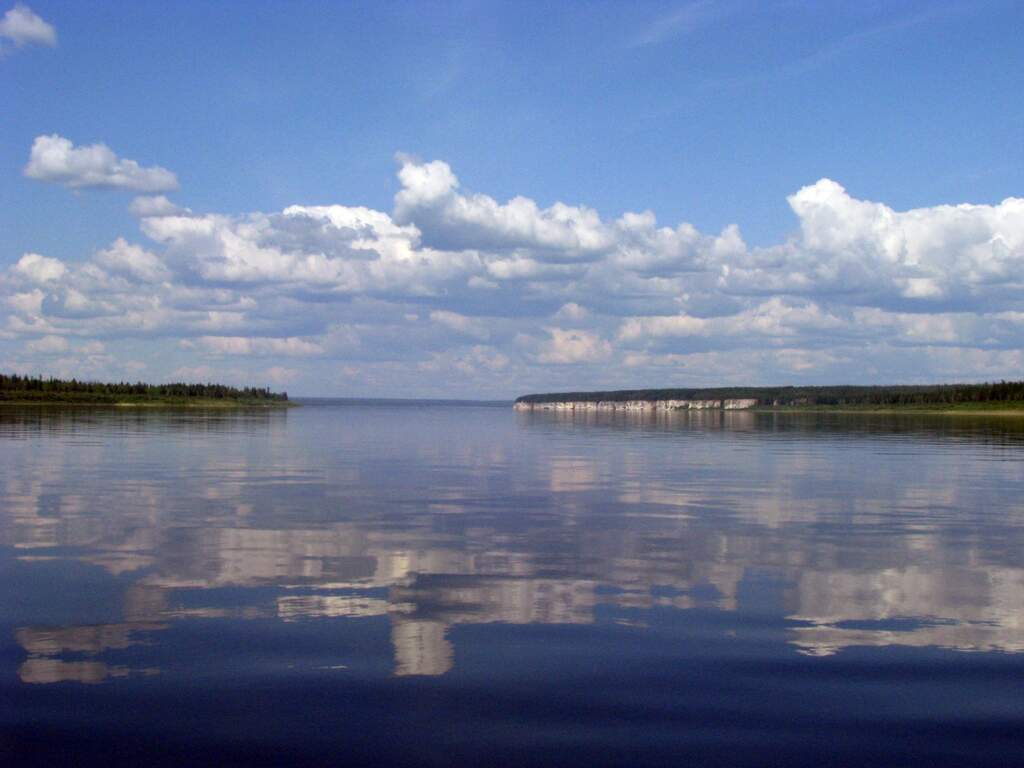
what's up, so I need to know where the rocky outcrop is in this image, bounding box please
[513,398,757,412]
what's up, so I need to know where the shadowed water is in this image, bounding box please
[1,403,1023,766]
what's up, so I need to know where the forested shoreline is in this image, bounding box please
[516,382,1024,408]
[0,374,290,405]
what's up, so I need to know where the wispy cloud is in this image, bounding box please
[628,1,725,48]
[699,3,968,91]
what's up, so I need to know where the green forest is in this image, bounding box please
[516,381,1024,408]
[0,374,290,405]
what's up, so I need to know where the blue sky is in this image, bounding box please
[3,1,1024,397]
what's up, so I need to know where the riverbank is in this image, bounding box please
[514,383,1024,414]
[0,397,297,408]
[515,401,1024,417]
[0,374,293,408]
[752,401,1024,416]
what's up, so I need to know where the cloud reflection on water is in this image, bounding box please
[3,405,1024,683]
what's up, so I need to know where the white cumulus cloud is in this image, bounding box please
[129,195,188,218]
[190,336,325,357]
[92,238,170,283]
[6,156,1024,394]
[24,135,179,192]
[394,155,614,257]
[429,309,490,339]
[536,328,613,364]
[0,4,55,49]
[25,334,68,354]
[13,252,66,283]
[721,179,1024,306]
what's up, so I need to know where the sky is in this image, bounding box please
[2,0,1024,398]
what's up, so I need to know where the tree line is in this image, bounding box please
[516,381,1024,406]
[0,374,288,402]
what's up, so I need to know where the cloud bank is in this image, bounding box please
[3,153,1024,396]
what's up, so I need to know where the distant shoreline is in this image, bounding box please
[0,374,293,408]
[752,403,1024,415]
[0,398,296,408]
[515,402,1024,416]
[514,383,1024,414]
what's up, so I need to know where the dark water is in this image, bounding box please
[2,403,1023,766]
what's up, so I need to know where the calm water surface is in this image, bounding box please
[1,403,1023,765]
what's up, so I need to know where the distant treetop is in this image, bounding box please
[0,373,289,403]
